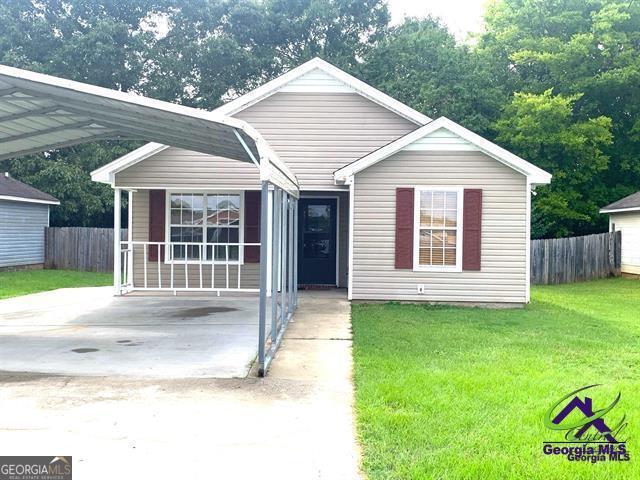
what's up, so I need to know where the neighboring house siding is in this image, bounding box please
[0,200,49,268]
[352,151,528,303]
[610,212,640,275]
[129,190,260,289]
[115,92,418,191]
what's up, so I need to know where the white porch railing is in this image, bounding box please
[118,241,261,294]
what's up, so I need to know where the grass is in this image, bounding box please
[0,269,112,299]
[352,278,640,479]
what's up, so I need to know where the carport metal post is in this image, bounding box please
[257,180,270,376]
[281,191,288,327]
[293,198,299,308]
[288,196,294,313]
[271,187,281,344]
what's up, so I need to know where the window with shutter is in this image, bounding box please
[412,187,463,272]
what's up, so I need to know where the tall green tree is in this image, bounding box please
[359,17,504,135]
[0,0,161,226]
[495,90,613,237]
[481,0,640,237]
[0,0,389,226]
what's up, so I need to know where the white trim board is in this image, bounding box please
[0,195,60,205]
[600,207,640,214]
[334,117,552,186]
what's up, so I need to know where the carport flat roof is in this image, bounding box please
[0,64,298,195]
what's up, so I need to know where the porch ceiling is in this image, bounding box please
[0,64,298,195]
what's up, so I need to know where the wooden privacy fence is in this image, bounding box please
[45,227,127,273]
[530,231,621,285]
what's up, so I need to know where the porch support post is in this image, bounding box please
[293,197,298,309]
[127,190,134,288]
[280,191,288,328]
[271,187,281,344]
[288,195,294,314]
[113,188,122,295]
[257,180,270,376]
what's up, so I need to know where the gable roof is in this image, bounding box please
[0,172,59,205]
[92,58,431,181]
[600,191,640,213]
[215,57,431,124]
[333,117,552,185]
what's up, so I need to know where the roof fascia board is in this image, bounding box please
[0,194,59,205]
[334,117,552,185]
[600,206,640,214]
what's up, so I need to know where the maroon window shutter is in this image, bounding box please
[148,190,166,261]
[395,188,414,269]
[462,189,482,271]
[244,191,261,263]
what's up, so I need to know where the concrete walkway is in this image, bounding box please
[0,289,360,480]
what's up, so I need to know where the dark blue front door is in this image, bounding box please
[298,198,337,285]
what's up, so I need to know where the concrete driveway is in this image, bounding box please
[0,287,260,378]
[0,289,360,479]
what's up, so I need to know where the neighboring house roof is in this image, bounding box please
[92,57,432,182]
[600,191,640,214]
[333,117,553,185]
[0,172,60,205]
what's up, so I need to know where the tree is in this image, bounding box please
[0,0,159,226]
[359,17,505,135]
[495,90,612,238]
[0,0,390,226]
[481,0,640,236]
[143,0,390,109]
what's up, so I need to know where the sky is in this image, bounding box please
[387,0,488,41]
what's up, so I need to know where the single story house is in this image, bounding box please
[0,172,59,270]
[90,58,551,304]
[0,58,551,372]
[600,191,640,276]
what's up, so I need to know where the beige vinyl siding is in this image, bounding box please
[235,92,417,190]
[115,148,260,189]
[352,151,528,304]
[610,212,640,274]
[129,190,259,289]
[115,92,418,191]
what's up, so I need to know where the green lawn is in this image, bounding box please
[352,278,640,480]
[0,269,112,299]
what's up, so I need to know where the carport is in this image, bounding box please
[0,64,299,375]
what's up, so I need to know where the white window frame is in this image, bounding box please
[413,186,464,272]
[164,190,245,265]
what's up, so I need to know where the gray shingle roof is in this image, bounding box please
[600,191,640,213]
[0,173,59,204]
